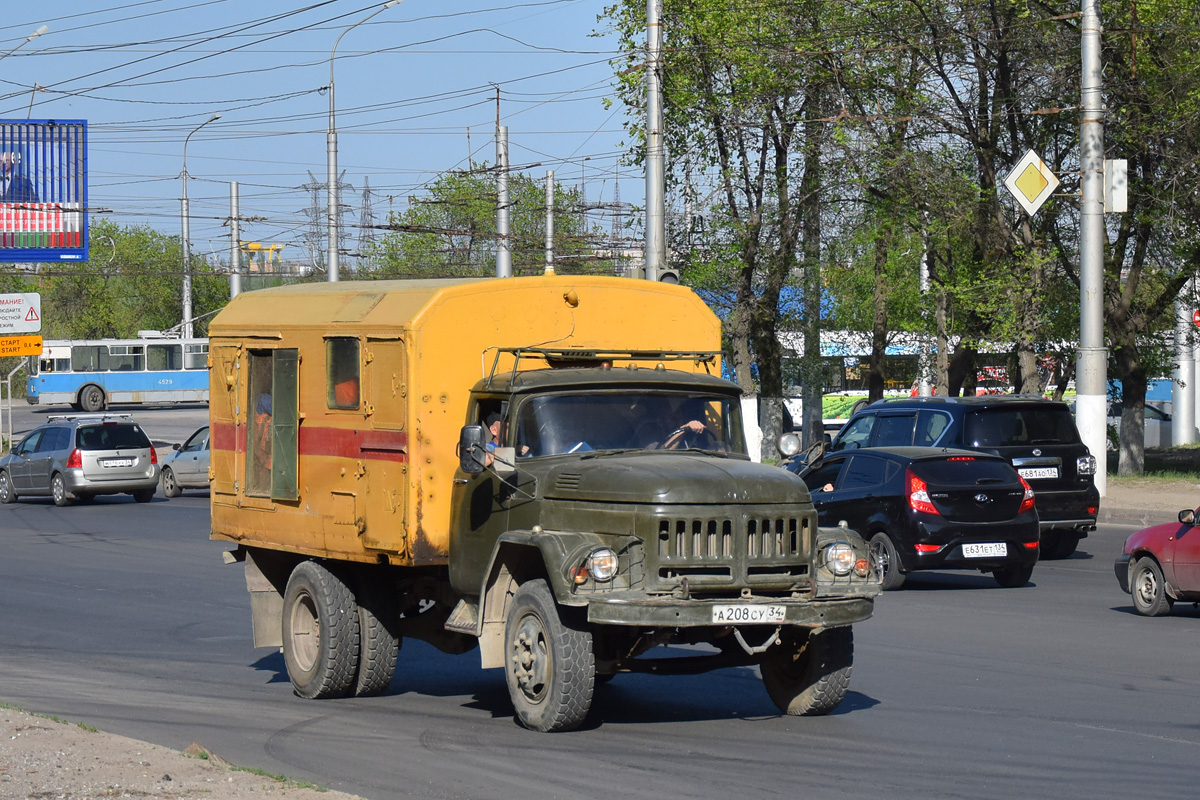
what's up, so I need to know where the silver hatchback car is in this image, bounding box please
[0,414,160,506]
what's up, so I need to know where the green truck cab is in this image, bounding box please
[448,350,880,731]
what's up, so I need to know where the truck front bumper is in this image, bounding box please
[585,594,874,629]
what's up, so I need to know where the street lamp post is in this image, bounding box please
[0,24,48,63]
[327,0,402,282]
[181,113,221,339]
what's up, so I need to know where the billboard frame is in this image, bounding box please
[0,119,88,263]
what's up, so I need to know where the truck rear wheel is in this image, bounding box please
[282,561,360,699]
[353,583,400,697]
[504,578,594,732]
[761,626,853,716]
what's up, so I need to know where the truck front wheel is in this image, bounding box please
[282,561,361,699]
[761,626,853,716]
[504,578,594,732]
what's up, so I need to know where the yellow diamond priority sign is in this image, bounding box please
[1004,150,1059,217]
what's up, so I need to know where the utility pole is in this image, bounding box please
[1173,278,1196,445]
[1076,0,1107,494]
[643,0,665,281]
[229,181,241,298]
[918,211,933,396]
[544,170,555,275]
[495,123,512,278]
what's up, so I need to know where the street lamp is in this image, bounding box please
[327,0,402,282]
[0,24,48,63]
[181,113,221,339]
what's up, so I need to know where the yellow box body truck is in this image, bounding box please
[210,276,879,731]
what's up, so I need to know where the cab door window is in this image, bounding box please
[247,349,299,500]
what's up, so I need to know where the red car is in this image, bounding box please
[1114,508,1200,615]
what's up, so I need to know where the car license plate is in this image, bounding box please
[1018,467,1058,479]
[962,542,1008,558]
[103,458,133,468]
[711,604,786,624]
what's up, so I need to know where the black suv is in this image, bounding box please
[828,396,1098,558]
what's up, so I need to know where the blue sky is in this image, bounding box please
[0,1,638,271]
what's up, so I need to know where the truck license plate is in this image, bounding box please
[1018,467,1058,479]
[711,604,787,624]
[962,542,1007,558]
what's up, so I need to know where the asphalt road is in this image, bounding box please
[2,407,1198,799]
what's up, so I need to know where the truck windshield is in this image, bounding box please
[512,391,746,457]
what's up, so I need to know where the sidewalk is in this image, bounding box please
[1099,477,1200,527]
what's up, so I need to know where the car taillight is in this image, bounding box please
[150,446,158,465]
[1019,476,1035,513]
[906,469,940,515]
[66,449,82,469]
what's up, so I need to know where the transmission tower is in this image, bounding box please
[357,176,377,272]
[300,171,325,273]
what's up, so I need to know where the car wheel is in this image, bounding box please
[761,625,853,716]
[1041,533,1079,559]
[504,578,594,732]
[282,561,360,699]
[0,470,16,504]
[79,384,105,413]
[51,474,72,507]
[869,533,905,590]
[132,488,154,503]
[161,467,182,498]
[353,581,401,698]
[993,564,1034,588]
[1130,557,1174,616]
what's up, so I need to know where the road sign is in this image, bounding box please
[1003,149,1060,217]
[1193,309,1200,328]
[0,334,42,357]
[0,292,41,334]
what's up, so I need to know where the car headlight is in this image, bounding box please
[777,432,801,457]
[823,542,856,576]
[587,547,619,582]
[1077,454,1097,475]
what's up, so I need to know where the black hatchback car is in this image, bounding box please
[787,447,1039,589]
[827,396,1098,558]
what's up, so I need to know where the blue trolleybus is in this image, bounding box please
[26,337,209,411]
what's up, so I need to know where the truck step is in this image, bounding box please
[443,598,479,634]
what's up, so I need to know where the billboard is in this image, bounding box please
[0,120,88,263]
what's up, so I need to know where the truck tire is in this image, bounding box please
[504,578,594,732]
[761,626,853,716]
[282,561,360,699]
[79,384,105,413]
[353,583,400,697]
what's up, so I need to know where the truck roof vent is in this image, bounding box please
[555,473,583,491]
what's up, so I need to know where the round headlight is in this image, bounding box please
[777,432,801,457]
[588,547,619,582]
[824,542,856,576]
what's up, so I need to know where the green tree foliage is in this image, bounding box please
[605,0,845,447]
[41,218,227,339]
[364,166,611,278]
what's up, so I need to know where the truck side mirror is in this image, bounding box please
[459,424,488,474]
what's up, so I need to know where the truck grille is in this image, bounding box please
[650,509,813,590]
